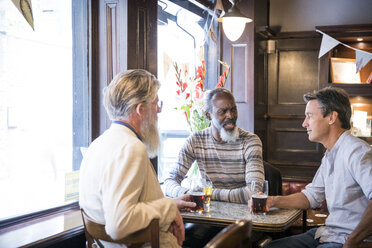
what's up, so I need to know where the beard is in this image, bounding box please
[140,110,160,159]
[220,126,239,143]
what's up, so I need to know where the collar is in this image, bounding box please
[325,130,349,161]
[112,121,142,141]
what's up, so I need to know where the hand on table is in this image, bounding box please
[266,195,275,210]
[174,194,196,211]
[168,210,185,246]
[248,198,253,213]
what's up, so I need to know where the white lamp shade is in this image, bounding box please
[222,17,251,41]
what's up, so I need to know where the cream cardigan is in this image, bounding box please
[79,123,179,247]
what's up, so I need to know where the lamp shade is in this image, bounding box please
[222,17,250,41]
[217,3,252,42]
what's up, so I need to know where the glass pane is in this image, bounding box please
[0,0,74,220]
[157,0,210,181]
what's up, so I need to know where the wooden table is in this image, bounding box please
[181,201,302,232]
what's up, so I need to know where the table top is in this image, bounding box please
[181,201,302,232]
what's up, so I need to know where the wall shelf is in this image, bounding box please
[330,83,372,97]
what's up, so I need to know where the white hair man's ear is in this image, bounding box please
[136,103,145,117]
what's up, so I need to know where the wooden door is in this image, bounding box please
[127,0,157,76]
[266,35,324,180]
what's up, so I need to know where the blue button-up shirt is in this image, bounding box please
[302,131,372,244]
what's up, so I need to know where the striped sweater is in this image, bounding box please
[163,127,264,204]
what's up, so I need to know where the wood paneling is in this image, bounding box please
[266,35,324,180]
[106,2,118,81]
[92,0,127,138]
[222,0,255,133]
[268,118,323,162]
[268,38,321,116]
[127,0,157,76]
[231,44,248,103]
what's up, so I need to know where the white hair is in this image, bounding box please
[103,69,160,120]
[220,126,239,143]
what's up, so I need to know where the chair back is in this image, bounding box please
[81,208,159,248]
[204,220,252,248]
[264,161,282,196]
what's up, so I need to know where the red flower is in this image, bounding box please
[176,90,180,95]
[186,93,190,99]
[196,66,203,79]
[195,91,200,99]
[182,82,188,91]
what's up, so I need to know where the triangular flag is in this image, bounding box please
[208,23,217,44]
[215,0,225,16]
[318,32,339,58]
[11,0,34,30]
[356,50,372,73]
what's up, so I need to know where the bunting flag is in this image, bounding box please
[208,23,217,43]
[317,29,372,74]
[215,0,225,16]
[317,30,340,58]
[11,0,34,30]
[356,50,372,73]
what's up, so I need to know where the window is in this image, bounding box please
[0,0,87,222]
[157,0,219,182]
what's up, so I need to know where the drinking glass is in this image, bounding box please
[189,178,206,213]
[250,180,269,215]
[203,175,213,212]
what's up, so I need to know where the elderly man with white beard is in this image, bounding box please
[164,87,264,204]
[79,69,195,248]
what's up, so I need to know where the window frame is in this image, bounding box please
[156,0,220,180]
[0,0,91,228]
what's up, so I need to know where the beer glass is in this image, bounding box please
[251,180,269,215]
[189,178,206,213]
[203,175,213,212]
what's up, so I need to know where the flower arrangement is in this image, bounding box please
[174,60,230,133]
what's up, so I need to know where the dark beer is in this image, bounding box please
[190,192,205,212]
[252,194,268,214]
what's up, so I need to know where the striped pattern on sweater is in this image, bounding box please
[163,127,264,204]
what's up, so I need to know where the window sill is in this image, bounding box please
[0,209,84,247]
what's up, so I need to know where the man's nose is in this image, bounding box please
[157,100,163,113]
[302,118,308,128]
[226,110,235,119]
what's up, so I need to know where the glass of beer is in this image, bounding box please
[250,180,269,215]
[203,176,213,212]
[189,178,206,213]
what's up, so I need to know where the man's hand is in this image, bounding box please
[249,194,270,213]
[174,194,196,211]
[266,196,275,209]
[168,210,185,246]
[248,198,252,213]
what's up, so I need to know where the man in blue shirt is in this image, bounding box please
[265,87,372,248]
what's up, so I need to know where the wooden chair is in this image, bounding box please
[204,220,252,248]
[81,208,159,248]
